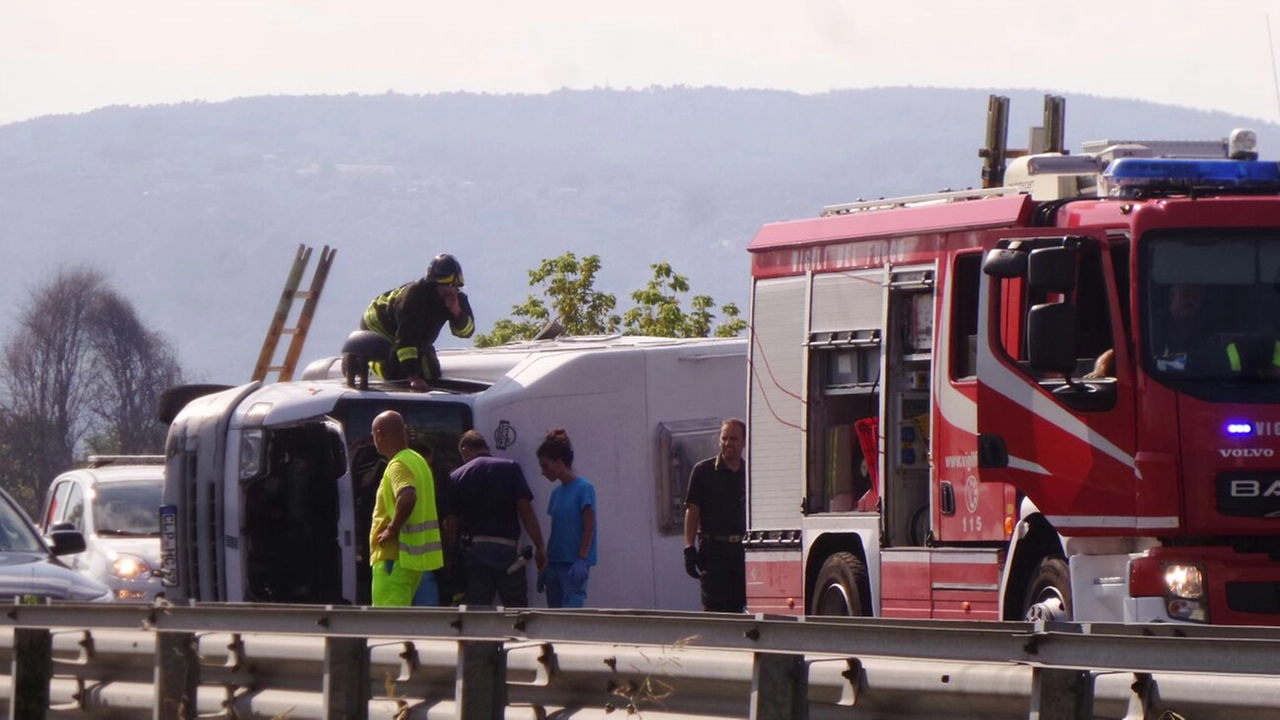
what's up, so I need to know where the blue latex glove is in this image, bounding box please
[569,557,590,583]
[536,571,546,594]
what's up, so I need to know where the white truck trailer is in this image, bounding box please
[159,335,746,609]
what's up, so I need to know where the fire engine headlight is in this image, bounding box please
[1164,563,1205,599]
[239,429,265,480]
[111,554,152,580]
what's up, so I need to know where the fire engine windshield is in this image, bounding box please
[1143,230,1280,382]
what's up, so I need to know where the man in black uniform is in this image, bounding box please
[361,253,475,391]
[447,430,547,606]
[683,418,746,613]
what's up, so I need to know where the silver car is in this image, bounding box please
[40,456,164,602]
[0,485,109,602]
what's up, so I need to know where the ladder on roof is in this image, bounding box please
[251,244,337,383]
[821,186,1021,217]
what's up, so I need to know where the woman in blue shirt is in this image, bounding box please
[536,428,597,608]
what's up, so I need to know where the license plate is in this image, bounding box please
[159,505,178,587]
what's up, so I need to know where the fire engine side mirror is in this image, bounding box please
[982,246,1027,278]
[1027,303,1078,374]
[1028,246,1076,293]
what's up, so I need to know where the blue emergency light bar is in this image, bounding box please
[1225,421,1254,436]
[1103,158,1280,197]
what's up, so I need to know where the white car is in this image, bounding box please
[40,456,164,602]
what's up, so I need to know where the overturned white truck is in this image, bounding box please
[159,335,746,609]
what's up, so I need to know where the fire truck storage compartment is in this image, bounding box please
[807,330,880,514]
[888,393,931,546]
[885,268,935,548]
[804,270,887,517]
[750,276,809,529]
[242,422,346,603]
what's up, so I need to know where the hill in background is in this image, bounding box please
[0,86,1273,382]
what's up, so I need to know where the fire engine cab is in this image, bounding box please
[744,95,1280,625]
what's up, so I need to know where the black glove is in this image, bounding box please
[683,546,702,579]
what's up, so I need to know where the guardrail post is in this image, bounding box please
[1029,667,1093,720]
[11,627,51,720]
[456,640,507,720]
[323,636,369,720]
[750,652,807,720]
[155,631,199,720]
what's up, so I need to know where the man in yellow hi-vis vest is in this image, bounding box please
[370,410,444,606]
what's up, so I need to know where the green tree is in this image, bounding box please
[623,262,747,338]
[475,252,621,347]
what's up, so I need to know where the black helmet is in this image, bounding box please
[426,253,464,287]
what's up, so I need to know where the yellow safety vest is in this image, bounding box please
[1226,340,1280,374]
[379,449,444,572]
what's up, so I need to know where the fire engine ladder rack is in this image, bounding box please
[252,244,337,383]
[821,186,1021,217]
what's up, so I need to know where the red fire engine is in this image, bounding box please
[744,95,1280,625]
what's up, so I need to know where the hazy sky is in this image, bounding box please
[4,1,1280,126]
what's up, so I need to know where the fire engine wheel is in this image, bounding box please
[810,552,869,617]
[1022,557,1072,622]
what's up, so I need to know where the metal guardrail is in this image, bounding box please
[3,602,1280,719]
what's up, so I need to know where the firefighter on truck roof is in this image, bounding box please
[360,253,475,391]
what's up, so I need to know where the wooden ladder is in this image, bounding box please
[251,244,337,382]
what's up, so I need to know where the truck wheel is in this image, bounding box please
[1022,557,1071,622]
[810,552,869,616]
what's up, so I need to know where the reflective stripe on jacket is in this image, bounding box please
[363,279,475,369]
[1226,340,1280,373]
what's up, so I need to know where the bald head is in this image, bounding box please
[372,410,408,459]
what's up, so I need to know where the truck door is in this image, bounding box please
[975,231,1139,528]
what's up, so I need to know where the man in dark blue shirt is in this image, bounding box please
[683,419,747,613]
[447,430,546,606]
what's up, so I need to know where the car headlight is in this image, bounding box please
[111,554,152,580]
[1164,563,1205,599]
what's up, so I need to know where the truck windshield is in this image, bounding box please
[1143,229,1280,382]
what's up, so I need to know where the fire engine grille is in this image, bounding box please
[1225,582,1280,615]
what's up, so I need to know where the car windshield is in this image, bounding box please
[0,495,46,553]
[93,481,162,536]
